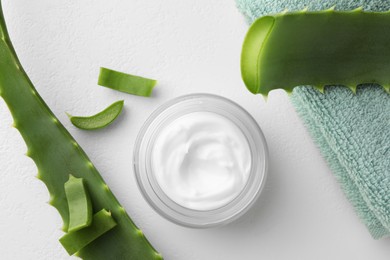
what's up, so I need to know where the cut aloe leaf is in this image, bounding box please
[65,175,93,232]
[67,100,124,130]
[98,67,157,97]
[241,8,390,95]
[60,209,117,255]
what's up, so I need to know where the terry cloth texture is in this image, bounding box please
[236,0,390,239]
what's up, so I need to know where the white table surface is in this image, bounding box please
[0,0,389,259]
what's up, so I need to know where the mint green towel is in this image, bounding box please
[236,0,390,239]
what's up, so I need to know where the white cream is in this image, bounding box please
[151,111,252,211]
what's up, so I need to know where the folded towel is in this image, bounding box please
[236,0,390,239]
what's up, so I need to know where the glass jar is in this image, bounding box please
[133,94,268,228]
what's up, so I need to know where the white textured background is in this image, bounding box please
[0,0,389,259]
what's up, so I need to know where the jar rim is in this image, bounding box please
[133,94,269,228]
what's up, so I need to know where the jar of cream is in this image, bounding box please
[134,94,268,228]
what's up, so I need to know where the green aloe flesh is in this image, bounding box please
[65,175,93,232]
[98,67,157,97]
[0,2,162,259]
[60,209,117,255]
[68,100,124,130]
[241,8,390,95]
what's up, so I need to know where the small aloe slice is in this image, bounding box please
[98,67,157,97]
[65,175,93,232]
[241,8,390,95]
[60,209,117,256]
[67,100,124,130]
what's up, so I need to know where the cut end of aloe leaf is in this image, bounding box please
[241,16,275,95]
[98,67,157,97]
[241,10,390,96]
[68,100,124,130]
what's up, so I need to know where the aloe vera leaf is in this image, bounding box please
[98,67,157,97]
[60,209,117,255]
[241,8,390,95]
[65,175,93,232]
[0,2,162,259]
[67,100,124,130]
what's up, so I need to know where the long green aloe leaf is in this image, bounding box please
[0,2,162,259]
[241,8,390,95]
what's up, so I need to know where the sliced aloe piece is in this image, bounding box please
[60,209,117,255]
[65,175,93,232]
[241,9,390,95]
[98,67,157,97]
[67,100,124,130]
